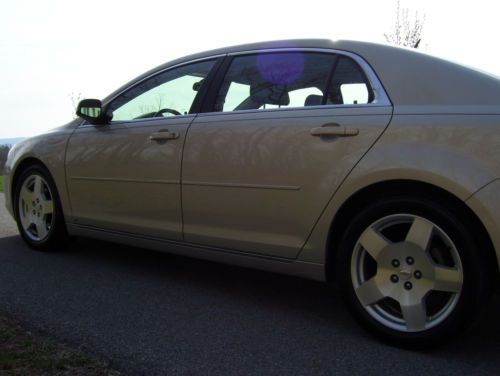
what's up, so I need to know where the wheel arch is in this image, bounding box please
[324,179,499,285]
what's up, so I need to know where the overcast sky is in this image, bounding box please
[1,0,499,138]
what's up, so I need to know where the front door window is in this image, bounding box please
[107,60,215,122]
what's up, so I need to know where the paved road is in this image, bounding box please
[0,194,499,375]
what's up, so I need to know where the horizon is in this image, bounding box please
[0,137,26,147]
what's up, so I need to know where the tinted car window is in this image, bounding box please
[326,56,373,105]
[107,60,215,122]
[215,52,337,112]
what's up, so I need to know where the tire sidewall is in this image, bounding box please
[337,196,486,346]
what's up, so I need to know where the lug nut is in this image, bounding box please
[391,259,400,268]
[390,274,399,283]
[414,270,422,279]
[404,282,413,290]
[406,257,414,265]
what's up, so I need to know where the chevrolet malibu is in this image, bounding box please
[4,39,500,345]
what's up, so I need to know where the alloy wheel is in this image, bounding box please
[351,214,463,332]
[17,174,55,242]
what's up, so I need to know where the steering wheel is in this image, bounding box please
[154,108,182,117]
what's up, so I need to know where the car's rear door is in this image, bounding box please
[181,51,392,258]
[65,58,219,240]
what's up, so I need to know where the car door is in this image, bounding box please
[65,59,218,240]
[181,51,392,258]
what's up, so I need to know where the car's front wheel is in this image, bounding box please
[13,164,68,251]
[338,196,492,346]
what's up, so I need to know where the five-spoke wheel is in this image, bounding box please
[339,196,492,345]
[14,164,67,250]
[18,174,54,241]
[352,214,463,332]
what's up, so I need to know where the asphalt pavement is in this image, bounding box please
[0,193,499,375]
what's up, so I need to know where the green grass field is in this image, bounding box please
[0,176,3,193]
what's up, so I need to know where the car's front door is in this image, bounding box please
[65,59,217,240]
[181,52,392,258]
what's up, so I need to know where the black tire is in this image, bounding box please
[337,195,492,347]
[13,164,68,251]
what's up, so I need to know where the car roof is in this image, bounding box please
[104,39,500,113]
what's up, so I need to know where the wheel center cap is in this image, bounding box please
[399,268,412,281]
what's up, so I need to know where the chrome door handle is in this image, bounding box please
[310,123,359,137]
[149,130,180,141]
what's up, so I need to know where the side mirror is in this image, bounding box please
[76,99,106,125]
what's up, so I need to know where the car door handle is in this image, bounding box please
[310,123,359,137]
[149,130,180,141]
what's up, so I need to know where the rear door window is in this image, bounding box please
[214,52,337,112]
[326,56,373,105]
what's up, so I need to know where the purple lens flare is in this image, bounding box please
[256,52,305,85]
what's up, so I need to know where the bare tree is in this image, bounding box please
[69,92,83,118]
[384,0,425,48]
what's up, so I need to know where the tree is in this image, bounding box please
[384,0,425,49]
[69,92,83,119]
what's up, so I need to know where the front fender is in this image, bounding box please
[5,122,79,222]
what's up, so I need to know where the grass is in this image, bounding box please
[0,316,123,375]
[0,175,3,192]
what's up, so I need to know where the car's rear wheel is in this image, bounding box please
[337,196,492,346]
[14,164,68,251]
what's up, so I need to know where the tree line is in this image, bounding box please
[0,144,10,173]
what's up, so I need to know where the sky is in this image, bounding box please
[1,0,499,138]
